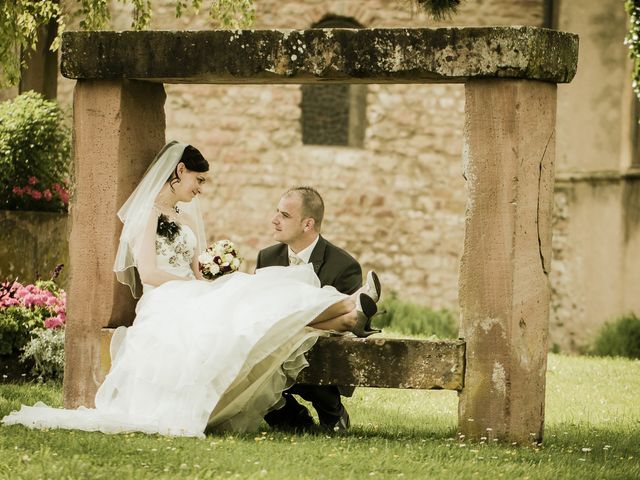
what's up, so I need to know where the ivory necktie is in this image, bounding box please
[288,254,305,266]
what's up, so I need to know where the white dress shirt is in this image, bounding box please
[288,235,320,265]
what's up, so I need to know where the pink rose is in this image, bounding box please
[28,176,38,185]
[30,190,42,200]
[43,189,53,201]
[12,186,24,196]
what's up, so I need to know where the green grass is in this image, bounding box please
[372,294,458,339]
[1,353,639,479]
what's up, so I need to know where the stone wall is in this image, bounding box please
[0,211,69,287]
[49,0,638,351]
[549,0,640,351]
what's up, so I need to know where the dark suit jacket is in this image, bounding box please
[256,235,362,397]
[256,236,362,295]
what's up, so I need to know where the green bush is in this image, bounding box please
[372,292,458,338]
[0,91,71,211]
[590,313,640,359]
[0,307,41,355]
[20,327,65,381]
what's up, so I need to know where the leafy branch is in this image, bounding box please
[0,1,65,88]
[625,0,640,101]
[414,0,462,20]
[0,0,256,88]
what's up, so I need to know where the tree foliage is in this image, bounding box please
[415,0,462,20]
[625,0,640,101]
[0,1,65,88]
[0,0,256,88]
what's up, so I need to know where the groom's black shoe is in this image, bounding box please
[265,395,316,432]
[320,407,350,433]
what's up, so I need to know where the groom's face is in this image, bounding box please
[272,194,305,245]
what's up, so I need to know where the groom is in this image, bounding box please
[256,186,362,432]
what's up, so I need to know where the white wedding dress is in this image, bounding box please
[2,224,346,437]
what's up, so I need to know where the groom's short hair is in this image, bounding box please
[285,186,324,231]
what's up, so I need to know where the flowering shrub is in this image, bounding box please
[0,91,71,212]
[11,175,70,211]
[0,272,66,356]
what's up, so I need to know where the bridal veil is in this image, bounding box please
[113,140,206,298]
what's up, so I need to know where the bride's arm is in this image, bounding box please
[180,212,205,280]
[137,212,190,286]
[191,255,204,280]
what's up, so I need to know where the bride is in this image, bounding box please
[2,141,381,438]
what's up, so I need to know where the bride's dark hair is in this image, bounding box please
[169,145,208,190]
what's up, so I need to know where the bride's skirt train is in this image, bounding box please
[2,265,346,437]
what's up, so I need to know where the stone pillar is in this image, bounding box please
[63,80,166,408]
[458,79,556,444]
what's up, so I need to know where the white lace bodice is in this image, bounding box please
[154,223,197,280]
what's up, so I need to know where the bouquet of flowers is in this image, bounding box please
[198,239,243,280]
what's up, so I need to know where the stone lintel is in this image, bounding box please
[99,329,465,390]
[61,27,578,84]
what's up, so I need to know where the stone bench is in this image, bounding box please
[100,328,465,390]
[63,26,578,443]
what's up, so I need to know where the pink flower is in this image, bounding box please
[12,186,24,196]
[59,190,69,205]
[43,189,53,201]
[44,315,64,329]
[30,190,42,200]
[45,295,58,307]
[52,183,61,193]
[22,293,38,307]
[0,297,19,307]
[15,287,30,299]
[28,176,38,185]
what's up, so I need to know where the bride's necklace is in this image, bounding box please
[154,202,180,215]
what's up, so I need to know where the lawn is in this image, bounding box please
[1,353,639,479]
